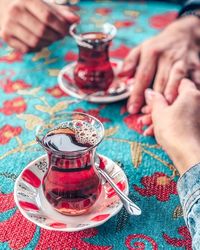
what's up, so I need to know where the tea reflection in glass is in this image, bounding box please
[36,112,104,215]
[70,23,117,93]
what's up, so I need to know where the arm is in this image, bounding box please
[179,0,200,15]
[177,163,200,248]
[144,79,200,249]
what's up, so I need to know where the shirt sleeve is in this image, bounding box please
[177,163,200,250]
[179,0,200,15]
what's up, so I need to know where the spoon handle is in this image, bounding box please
[97,167,141,216]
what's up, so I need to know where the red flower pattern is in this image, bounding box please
[0,193,111,250]
[126,234,158,250]
[114,20,135,29]
[95,8,112,15]
[74,108,110,123]
[163,226,192,250]
[2,79,31,93]
[134,172,177,202]
[110,44,131,59]
[124,114,144,134]
[0,125,22,144]
[149,12,177,30]
[0,97,27,115]
[0,52,23,63]
[64,51,78,62]
[46,85,68,98]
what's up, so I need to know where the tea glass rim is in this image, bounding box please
[35,111,105,157]
[69,22,117,45]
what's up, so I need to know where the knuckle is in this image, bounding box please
[37,25,46,37]
[29,36,40,47]
[43,11,54,23]
[8,3,21,17]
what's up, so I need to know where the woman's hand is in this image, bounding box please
[0,0,79,53]
[144,79,200,176]
[120,15,200,114]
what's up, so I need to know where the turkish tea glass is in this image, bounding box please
[70,22,117,93]
[36,112,104,216]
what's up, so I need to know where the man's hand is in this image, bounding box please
[0,0,79,53]
[120,16,200,114]
[144,79,200,176]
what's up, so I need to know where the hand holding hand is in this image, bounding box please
[144,79,200,175]
[120,16,200,114]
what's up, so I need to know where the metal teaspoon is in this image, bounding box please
[95,158,142,216]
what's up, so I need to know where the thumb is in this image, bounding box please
[178,78,197,94]
[145,88,168,113]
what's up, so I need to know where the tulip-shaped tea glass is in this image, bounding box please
[36,112,104,216]
[70,22,117,93]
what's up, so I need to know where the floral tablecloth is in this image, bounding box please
[0,1,192,249]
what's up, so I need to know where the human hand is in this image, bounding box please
[144,79,200,176]
[0,0,79,53]
[120,15,200,114]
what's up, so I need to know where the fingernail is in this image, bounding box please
[166,94,173,104]
[143,130,149,136]
[145,88,155,103]
[128,104,139,114]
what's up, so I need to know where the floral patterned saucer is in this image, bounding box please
[14,154,129,232]
[58,59,132,103]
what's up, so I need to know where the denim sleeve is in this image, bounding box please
[179,0,200,15]
[177,163,200,250]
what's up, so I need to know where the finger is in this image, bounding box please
[6,36,29,53]
[119,47,141,77]
[141,105,152,114]
[145,88,168,113]
[3,21,48,49]
[153,56,173,93]
[178,78,197,94]
[164,60,187,104]
[108,77,128,90]
[143,125,154,136]
[188,50,200,69]
[127,49,159,114]
[24,0,72,36]
[52,4,80,23]
[138,114,152,126]
[190,69,200,88]
[16,9,61,42]
[17,8,61,42]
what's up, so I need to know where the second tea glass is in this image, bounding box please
[70,22,117,93]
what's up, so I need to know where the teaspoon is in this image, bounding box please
[95,158,142,216]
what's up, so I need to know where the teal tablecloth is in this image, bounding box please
[0,1,192,249]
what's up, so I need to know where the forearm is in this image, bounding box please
[178,163,200,249]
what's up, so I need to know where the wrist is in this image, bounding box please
[168,141,200,176]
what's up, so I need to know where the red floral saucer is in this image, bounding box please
[58,59,132,103]
[14,154,129,232]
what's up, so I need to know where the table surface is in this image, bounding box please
[0,1,192,250]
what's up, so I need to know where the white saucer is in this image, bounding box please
[58,59,132,103]
[14,154,129,232]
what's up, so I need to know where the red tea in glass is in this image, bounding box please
[70,23,117,93]
[36,112,104,215]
